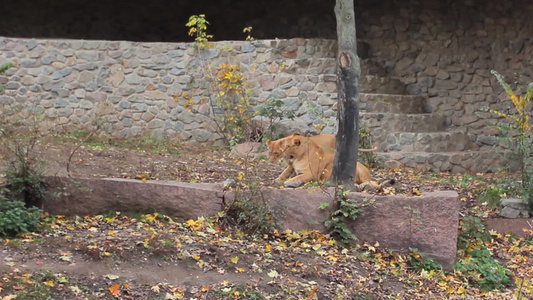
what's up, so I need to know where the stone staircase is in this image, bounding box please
[358,62,508,173]
[273,43,508,173]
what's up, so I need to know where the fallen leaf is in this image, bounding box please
[105,274,120,280]
[268,270,279,278]
[108,283,121,296]
[43,280,54,287]
[230,256,239,264]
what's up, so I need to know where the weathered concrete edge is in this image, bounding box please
[43,177,459,270]
[485,218,533,238]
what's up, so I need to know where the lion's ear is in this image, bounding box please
[293,138,301,146]
[292,132,301,136]
[266,140,272,145]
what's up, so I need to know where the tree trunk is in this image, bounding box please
[331,0,361,187]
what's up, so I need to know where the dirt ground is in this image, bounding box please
[0,138,530,299]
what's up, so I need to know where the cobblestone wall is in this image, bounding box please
[1,0,532,150]
[0,37,340,145]
[357,0,533,149]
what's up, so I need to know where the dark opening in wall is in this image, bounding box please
[1,0,336,42]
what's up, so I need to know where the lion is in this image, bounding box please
[267,133,336,182]
[279,135,379,188]
[266,133,377,184]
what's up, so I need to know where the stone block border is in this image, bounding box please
[485,218,533,238]
[42,177,460,270]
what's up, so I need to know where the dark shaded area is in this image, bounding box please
[0,0,336,42]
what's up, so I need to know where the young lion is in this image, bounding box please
[267,133,336,182]
[280,135,375,188]
[266,133,377,183]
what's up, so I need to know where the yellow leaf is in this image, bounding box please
[43,280,54,287]
[187,219,197,227]
[237,172,245,181]
[327,255,338,262]
[151,285,160,293]
[265,244,273,253]
[201,285,209,292]
[457,286,465,294]
[236,267,245,273]
[230,256,239,264]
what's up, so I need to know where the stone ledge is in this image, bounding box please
[225,188,460,270]
[45,177,224,219]
[44,177,459,270]
[485,218,533,238]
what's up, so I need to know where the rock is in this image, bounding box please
[500,198,530,218]
[501,198,526,210]
[241,42,255,53]
[106,64,125,87]
[192,129,212,142]
[284,180,304,188]
[80,100,94,109]
[500,206,521,219]
[485,218,533,238]
[230,142,268,159]
[45,177,223,221]
[52,67,73,80]
[226,188,459,270]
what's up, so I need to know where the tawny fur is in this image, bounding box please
[267,133,382,188]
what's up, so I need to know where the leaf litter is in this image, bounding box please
[0,139,531,299]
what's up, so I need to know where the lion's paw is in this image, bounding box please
[284,180,304,188]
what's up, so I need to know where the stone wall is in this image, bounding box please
[1,0,533,170]
[0,37,340,145]
[356,0,533,150]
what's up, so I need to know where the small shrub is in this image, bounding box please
[0,62,13,93]
[256,98,295,141]
[220,171,281,235]
[455,211,511,291]
[186,15,257,146]
[0,116,53,208]
[454,251,511,291]
[321,187,373,246]
[490,70,533,213]
[478,185,501,208]
[222,193,280,236]
[0,195,42,238]
[407,248,442,271]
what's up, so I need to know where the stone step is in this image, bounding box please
[360,113,448,133]
[277,58,386,77]
[375,131,474,152]
[376,150,514,173]
[360,75,406,94]
[359,93,428,113]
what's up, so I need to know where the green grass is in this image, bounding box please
[51,131,183,155]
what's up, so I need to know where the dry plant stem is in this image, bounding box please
[66,129,98,177]
[197,50,231,146]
